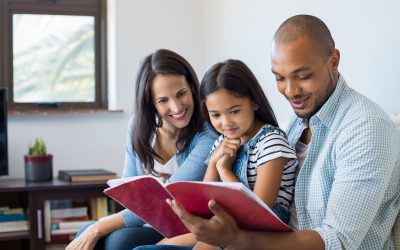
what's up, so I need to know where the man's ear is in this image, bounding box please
[330,49,340,72]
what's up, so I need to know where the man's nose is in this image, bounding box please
[285,80,301,98]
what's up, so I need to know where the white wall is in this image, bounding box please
[4,0,205,179]
[201,0,400,127]
[4,0,400,179]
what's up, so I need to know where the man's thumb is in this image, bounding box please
[208,199,229,220]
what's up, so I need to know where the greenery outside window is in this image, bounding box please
[0,0,107,112]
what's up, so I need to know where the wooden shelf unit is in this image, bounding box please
[0,178,112,250]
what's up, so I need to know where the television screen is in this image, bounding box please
[0,88,8,176]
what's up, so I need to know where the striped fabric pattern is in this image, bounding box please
[211,125,297,211]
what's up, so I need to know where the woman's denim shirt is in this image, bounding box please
[120,117,218,227]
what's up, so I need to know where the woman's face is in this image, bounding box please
[151,74,194,130]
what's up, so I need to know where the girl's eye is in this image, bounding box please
[210,113,220,118]
[230,109,240,114]
[158,99,168,104]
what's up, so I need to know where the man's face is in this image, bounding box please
[271,36,338,119]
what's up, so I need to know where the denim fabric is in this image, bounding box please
[120,120,218,227]
[230,125,290,223]
[133,245,193,250]
[231,126,287,188]
[75,221,164,250]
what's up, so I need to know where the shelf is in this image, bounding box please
[0,178,121,249]
[0,230,29,241]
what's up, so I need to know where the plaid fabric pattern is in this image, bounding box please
[286,74,400,249]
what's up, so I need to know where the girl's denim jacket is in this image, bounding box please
[218,125,290,223]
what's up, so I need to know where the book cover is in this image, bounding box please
[58,169,117,182]
[104,176,293,238]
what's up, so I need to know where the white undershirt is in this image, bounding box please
[288,139,310,229]
[151,133,178,177]
[153,155,178,175]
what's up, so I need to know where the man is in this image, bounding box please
[168,15,400,249]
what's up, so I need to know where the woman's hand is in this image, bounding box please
[66,225,101,250]
[66,213,125,250]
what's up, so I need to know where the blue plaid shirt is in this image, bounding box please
[286,74,400,249]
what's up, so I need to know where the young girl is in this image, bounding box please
[143,59,298,250]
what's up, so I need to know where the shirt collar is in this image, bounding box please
[308,74,347,128]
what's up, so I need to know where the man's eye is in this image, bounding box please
[298,74,311,80]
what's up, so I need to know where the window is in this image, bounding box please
[0,0,107,112]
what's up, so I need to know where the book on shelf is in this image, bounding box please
[0,207,26,222]
[44,199,90,243]
[104,176,293,238]
[51,206,88,219]
[0,220,29,233]
[0,212,26,222]
[58,169,117,183]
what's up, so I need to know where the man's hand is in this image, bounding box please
[167,199,240,248]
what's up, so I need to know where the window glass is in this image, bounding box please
[13,14,95,103]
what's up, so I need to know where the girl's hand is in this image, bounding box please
[216,154,236,172]
[209,138,241,165]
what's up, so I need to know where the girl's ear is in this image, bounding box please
[253,103,259,111]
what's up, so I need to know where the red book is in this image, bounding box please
[104,176,293,238]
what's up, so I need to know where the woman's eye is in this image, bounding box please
[211,114,220,118]
[158,99,168,104]
[177,91,186,97]
[231,109,240,114]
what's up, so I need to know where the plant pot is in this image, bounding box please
[24,154,53,182]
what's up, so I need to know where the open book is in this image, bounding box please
[104,176,293,238]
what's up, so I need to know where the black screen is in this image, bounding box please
[0,89,8,176]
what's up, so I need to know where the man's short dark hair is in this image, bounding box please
[273,15,335,58]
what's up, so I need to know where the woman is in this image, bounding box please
[66,49,218,250]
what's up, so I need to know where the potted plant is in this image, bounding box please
[24,138,53,182]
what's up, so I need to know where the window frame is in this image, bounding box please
[0,0,108,112]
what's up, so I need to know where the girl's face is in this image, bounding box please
[151,74,194,130]
[205,89,259,141]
